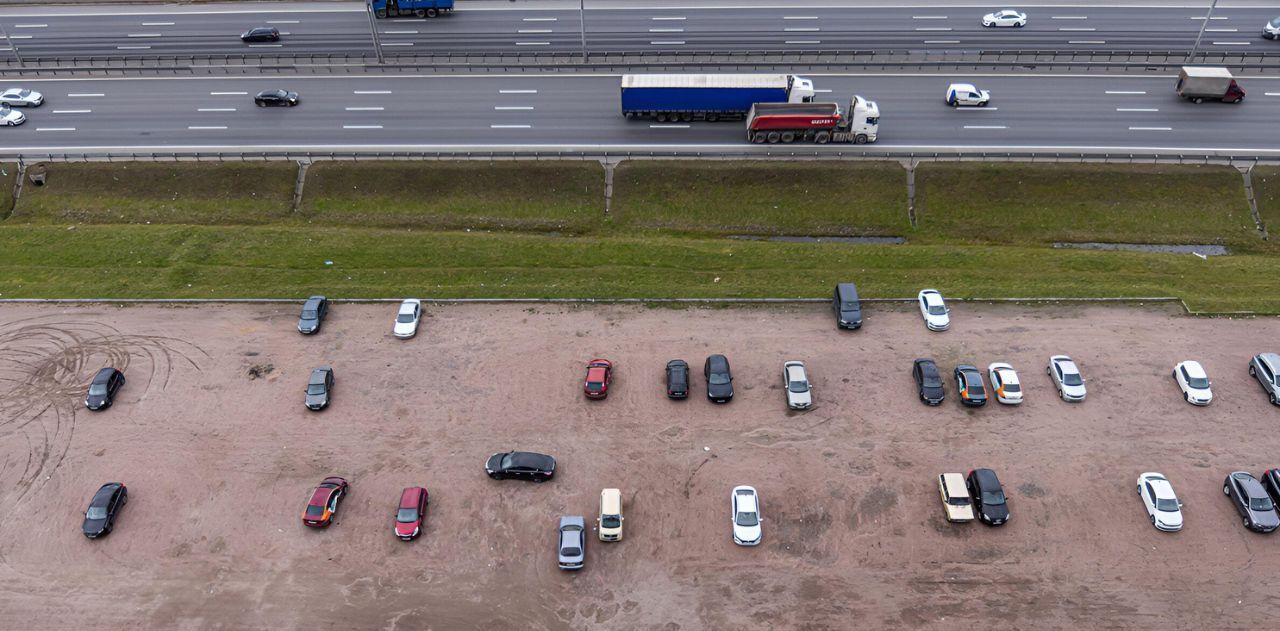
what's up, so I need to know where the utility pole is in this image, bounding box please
[368,0,386,63]
[0,21,26,68]
[580,0,588,63]
[1188,0,1220,63]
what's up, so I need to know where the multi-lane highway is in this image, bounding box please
[2,73,1279,155]
[1,0,1279,60]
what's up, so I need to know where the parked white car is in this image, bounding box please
[945,83,991,107]
[1173,360,1212,405]
[731,485,762,546]
[1047,355,1086,402]
[1137,472,1184,532]
[0,104,25,127]
[982,9,1027,27]
[918,289,951,331]
[987,363,1022,404]
[783,361,812,410]
[392,299,421,338]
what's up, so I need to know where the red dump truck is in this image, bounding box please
[745,96,880,144]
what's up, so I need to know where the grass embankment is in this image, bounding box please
[1252,166,1280,236]
[610,161,908,236]
[1,161,1276,313]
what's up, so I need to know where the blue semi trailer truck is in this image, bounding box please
[620,74,817,122]
[371,0,454,18]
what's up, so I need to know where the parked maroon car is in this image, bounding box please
[394,487,429,541]
[584,358,613,399]
[302,477,348,528]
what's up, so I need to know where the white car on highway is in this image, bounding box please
[1137,472,1184,532]
[1047,355,1086,402]
[782,361,812,410]
[918,289,951,331]
[0,104,25,127]
[982,9,1027,28]
[731,485,762,546]
[1173,360,1213,406]
[392,299,421,339]
[987,363,1023,405]
[945,83,991,107]
[0,87,44,107]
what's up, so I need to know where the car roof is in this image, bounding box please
[708,354,728,368]
[1053,357,1079,372]
[948,83,976,91]
[308,487,333,506]
[398,300,418,312]
[92,367,118,382]
[941,473,967,493]
[1180,361,1207,378]
[303,296,323,306]
[956,364,978,373]
[1259,353,1280,368]
[399,487,424,506]
[994,366,1019,382]
[734,488,758,509]
[922,292,943,305]
[1147,477,1176,500]
[92,482,123,501]
[511,452,552,468]
[972,468,1000,485]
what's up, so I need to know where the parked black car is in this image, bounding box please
[240,26,281,42]
[954,364,988,407]
[666,359,689,399]
[82,482,128,539]
[305,367,334,411]
[85,367,125,411]
[297,295,328,334]
[486,451,556,482]
[1224,471,1280,533]
[704,354,734,403]
[255,89,299,107]
[833,282,862,330]
[1262,468,1280,508]
[912,358,944,405]
[967,468,1009,526]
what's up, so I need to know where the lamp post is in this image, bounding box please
[0,21,26,68]
[365,0,386,65]
[1188,0,1220,62]
[580,0,588,63]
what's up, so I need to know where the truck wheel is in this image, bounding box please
[814,131,831,144]
[1192,97,1203,104]
[767,132,780,144]
[855,134,868,144]
[780,132,796,143]
[1232,97,1243,104]
[426,8,439,17]
[707,113,719,122]
[375,9,387,18]
[655,113,667,122]
[415,9,426,18]
[681,113,693,122]
[752,132,767,144]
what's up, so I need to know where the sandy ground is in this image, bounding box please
[1,301,1280,630]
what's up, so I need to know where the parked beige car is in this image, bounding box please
[938,473,975,522]
[598,488,623,541]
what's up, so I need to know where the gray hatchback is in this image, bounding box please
[1249,353,1280,405]
[305,367,334,411]
[558,516,586,570]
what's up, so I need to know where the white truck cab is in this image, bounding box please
[789,76,817,103]
[848,95,880,142]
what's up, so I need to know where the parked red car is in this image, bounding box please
[584,358,613,399]
[394,487,429,541]
[302,477,348,528]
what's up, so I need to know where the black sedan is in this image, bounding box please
[967,468,1009,526]
[704,354,733,403]
[912,358,944,405]
[666,359,689,399]
[954,364,987,407]
[1224,471,1280,533]
[486,451,556,482]
[297,295,327,334]
[83,482,128,538]
[85,367,125,410]
[241,26,280,42]
[255,89,300,107]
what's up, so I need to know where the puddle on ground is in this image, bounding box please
[728,235,906,245]
[1052,242,1229,256]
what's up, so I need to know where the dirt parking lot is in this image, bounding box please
[1,301,1279,630]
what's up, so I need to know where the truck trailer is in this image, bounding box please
[371,0,454,19]
[746,96,880,144]
[1175,66,1245,103]
[621,74,816,122]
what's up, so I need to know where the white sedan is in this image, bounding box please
[945,83,991,107]
[392,299,421,338]
[982,9,1027,28]
[0,104,25,127]
[987,363,1022,404]
[782,361,812,410]
[0,87,44,107]
[1173,360,1212,405]
[918,289,950,331]
[1137,472,1184,532]
[1047,355,1086,402]
[731,485,762,546]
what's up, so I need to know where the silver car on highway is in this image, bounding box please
[0,104,25,127]
[1,87,44,107]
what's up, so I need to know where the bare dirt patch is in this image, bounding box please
[0,302,1278,629]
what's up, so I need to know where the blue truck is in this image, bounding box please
[620,74,817,122]
[371,0,454,19]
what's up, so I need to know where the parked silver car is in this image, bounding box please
[1249,353,1280,405]
[557,516,586,570]
[782,361,812,410]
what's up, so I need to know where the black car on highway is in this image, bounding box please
[85,367,125,411]
[912,358,944,405]
[704,354,733,404]
[1224,471,1280,533]
[967,469,1009,526]
[666,359,689,399]
[255,89,299,107]
[297,295,328,334]
[954,364,987,407]
[241,26,280,42]
[82,482,128,539]
[485,451,556,482]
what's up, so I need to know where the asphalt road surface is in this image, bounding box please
[1,0,1278,59]
[2,72,1279,155]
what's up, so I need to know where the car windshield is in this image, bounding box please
[788,380,807,393]
[396,313,415,323]
[301,310,317,319]
[1155,498,1180,512]
[981,490,1006,505]
[709,373,730,385]
[948,495,970,506]
[500,454,515,469]
[396,507,419,522]
[1250,496,1275,511]
[735,511,759,527]
[86,506,108,520]
[1062,372,1083,386]
[306,384,326,395]
[841,302,858,310]
[1187,376,1209,389]
[17,89,30,97]
[88,384,108,396]
[927,304,946,315]
[602,515,621,528]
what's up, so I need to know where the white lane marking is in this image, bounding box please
[490,124,532,129]
[248,44,283,47]
[515,42,550,46]
[519,29,553,33]
[1205,28,1238,32]
[784,27,820,31]
[1058,27,1096,31]
[117,45,151,49]
[495,106,534,110]
[649,28,684,32]
[67,93,104,97]
[915,27,952,31]
[383,30,419,34]
[1106,90,1146,95]
[267,20,299,24]
[354,90,392,94]
[1117,108,1159,112]
[6,35,32,39]
[13,24,48,28]
[1190,16,1230,20]
[36,127,76,131]
[127,33,163,37]
[523,17,557,22]
[650,124,690,128]
[343,125,383,129]
[1213,41,1250,45]
[964,125,1007,129]
[813,88,832,93]
[1068,40,1106,44]
[1129,127,1172,131]
[499,89,537,94]
[955,107,999,111]
[912,16,948,20]
[783,16,818,20]
[187,126,227,130]
[1265,92,1280,96]
[651,17,685,21]
[345,106,385,111]
[785,40,821,44]
[210,91,247,95]
[197,108,236,112]
[1051,16,1088,20]
[52,109,91,114]
[381,42,413,46]
[141,22,174,26]
[924,40,960,44]
[650,40,686,44]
